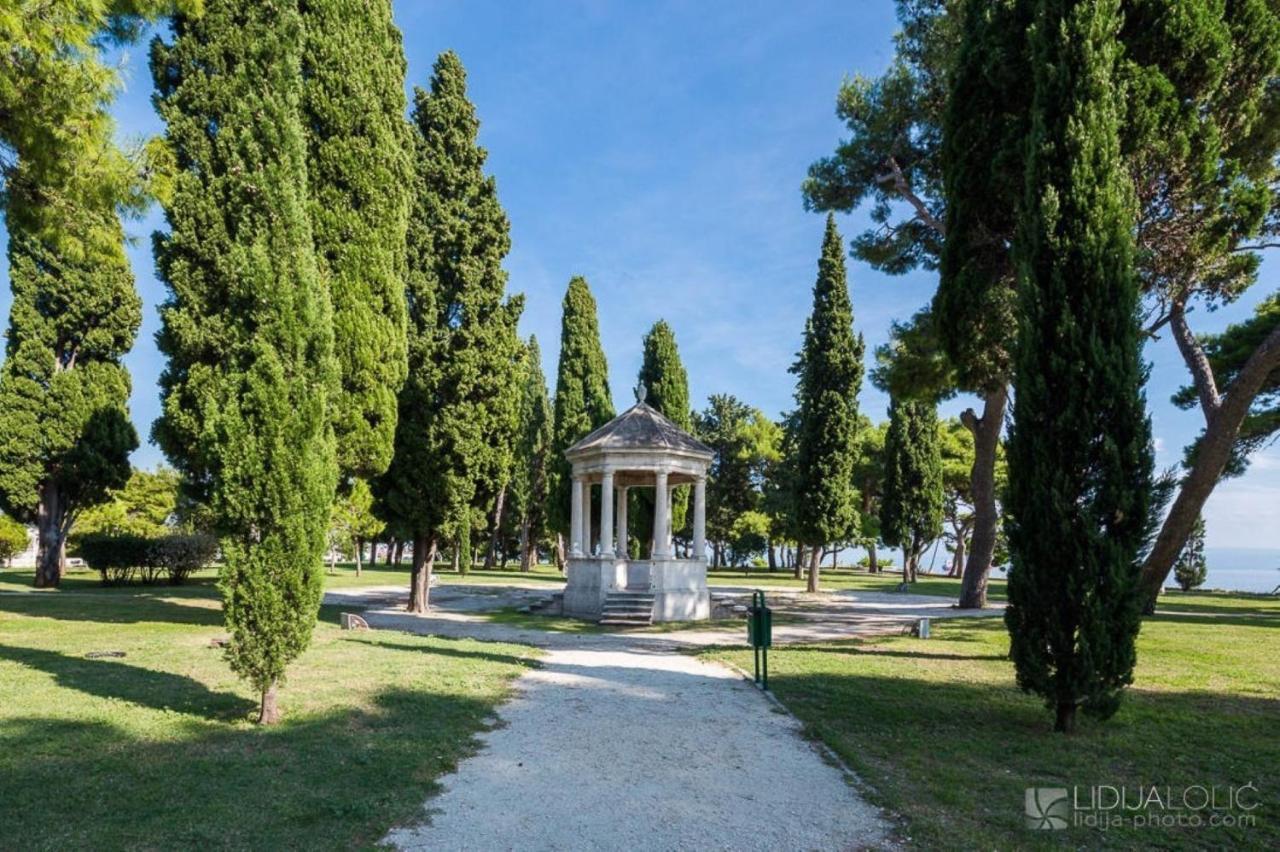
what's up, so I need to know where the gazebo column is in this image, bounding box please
[693,475,707,561]
[616,485,629,558]
[569,474,584,557]
[579,478,592,556]
[653,470,670,559]
[599,470,615,557]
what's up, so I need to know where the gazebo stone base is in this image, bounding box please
[563,557,710,622]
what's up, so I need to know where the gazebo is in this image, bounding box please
[561,389,714,622]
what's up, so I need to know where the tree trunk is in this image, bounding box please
[866,544,879,574]
[793,545,804,580]
[369,539,378,566]
[353,537,363,577]
[408,534,436,613]
[484,485,507,570]
[519,517,532,572]
[1139,310,1280,610]
[258,680,281,725]
[34,480,67,588]
[958,386,1007,608]
[1054,701,1076,734]
[554,532,565,570]
[950,527,966,578]
[393,539,404,565]
[806,544,821,592]
[767,541,777,571]
[384,538,394,566]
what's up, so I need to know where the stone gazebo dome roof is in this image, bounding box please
[565,401,713,461]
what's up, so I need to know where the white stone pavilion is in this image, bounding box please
[561,390,714,622]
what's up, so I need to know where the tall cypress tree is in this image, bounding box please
[879,397,943,583]
[791,214,864,592]
[299,0,411,484]
[1005,0,1153,733]
[0,155,140,588]
[510,336,553,571]
[376,51,523,612]
[0,4,176,587]
[633,320,691,552]
[934,0,1032,609]
[549,276,614,550]
[151,0,338,724]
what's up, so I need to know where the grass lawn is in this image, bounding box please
[705,565,1006,599]
[703,591,1279,850]
[0,570,540,850]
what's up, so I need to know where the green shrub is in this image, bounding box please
[77,532,218,585]
[0,514,28,566]
[149,534,218,585]
[78,534,150,586]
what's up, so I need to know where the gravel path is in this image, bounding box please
[385,645,893,851]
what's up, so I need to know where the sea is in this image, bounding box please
[876,545,1280,594]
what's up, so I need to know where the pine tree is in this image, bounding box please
[299,0,411,483]
[1005,0,1153,733]
[549,276,614,549]
[376,51,523,612]
[151,0,338,724]
[633,320,692,552]
[879,397,943,583]
[791,214,864,591]
[510,336,553,571]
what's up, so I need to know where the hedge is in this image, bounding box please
[77,533,219,586]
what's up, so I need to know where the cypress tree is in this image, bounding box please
[879,397,943,583]
[151,0,338,724]
[791,214,864,592]
[1173,517,1207,592]
[549,276,614,549]
[0,4,176,587]
[376,51,523,611]
[1005,0,1153,733]
[510,336,553,571]
[0,160,140,588]
[633,320,692,552]
[299,0,411,483]
[934,0,1032,609]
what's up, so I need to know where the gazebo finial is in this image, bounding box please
[635,382,647,405]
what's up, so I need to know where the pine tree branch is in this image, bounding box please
[1169,298,1222,421]
[874,156,946,237]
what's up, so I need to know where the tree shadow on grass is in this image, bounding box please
[0,685,511,850]
[1146,611,1279,629]
[0,644,255,721]
[0,591,224,627]
[361,639,535,668]
[767,667,1280,850]
[788,644,1009,662]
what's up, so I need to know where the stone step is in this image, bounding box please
[600,590,655,625]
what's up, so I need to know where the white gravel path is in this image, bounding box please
[384,645,894,851]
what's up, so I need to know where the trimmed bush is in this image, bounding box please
[77,532,218,585]
[78,533,150,586]
[150,534,219,585]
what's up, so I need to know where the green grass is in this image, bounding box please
[705,565,1006,598]
[0,574,539,850]
[0,560,565,596]
[703,592,1279,850]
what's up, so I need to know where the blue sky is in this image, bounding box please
[2,0,1277,551]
